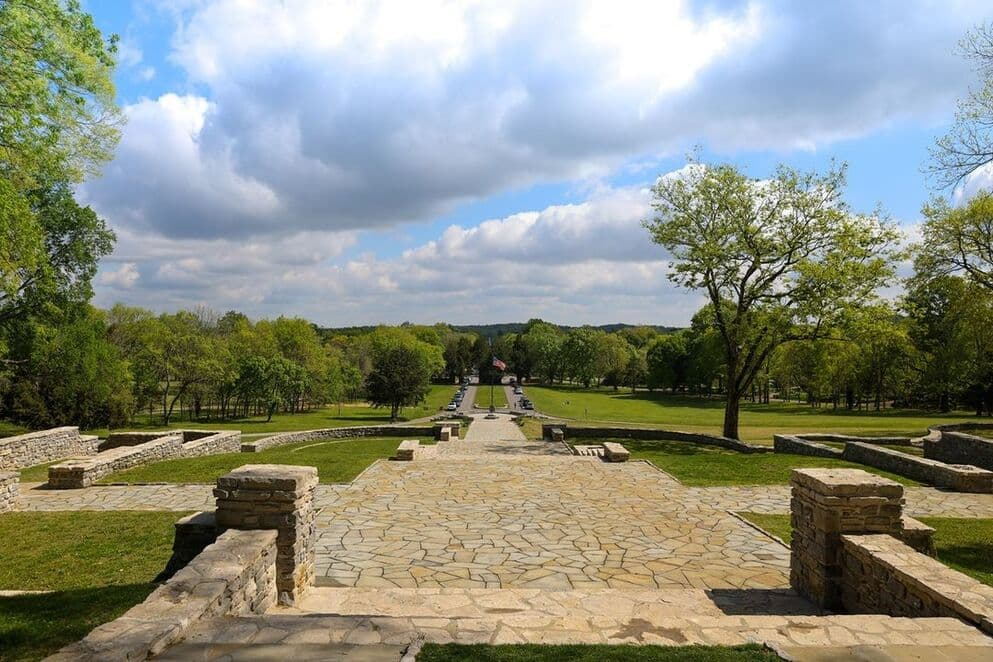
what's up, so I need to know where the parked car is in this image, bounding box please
[446,402,457,411]
[514,387,523,395]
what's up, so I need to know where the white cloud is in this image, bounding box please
[98,262,140,289]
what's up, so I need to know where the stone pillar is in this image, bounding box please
[0,471,18,513]
[214,464,317,606]
[789,468,903,610]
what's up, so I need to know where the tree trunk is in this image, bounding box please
[722,391,741,440]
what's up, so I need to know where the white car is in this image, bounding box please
[446,402,457,411]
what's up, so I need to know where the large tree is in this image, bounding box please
[644,162,898,439]
[917,193,993,290]
[366,329,443,421]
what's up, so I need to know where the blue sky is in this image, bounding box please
[79,1,990,325]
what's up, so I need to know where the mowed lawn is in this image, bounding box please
[617,440,919,486]
[739,513,993,588]
[0,511,184,661]
[474,385,508,409]
[525,385,979,443]
[66,384,455,438]
[96,436,433,485]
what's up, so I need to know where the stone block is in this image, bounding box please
[0,471,18,513]
[601,441,630,462]
[395,439,419,460]
[551,428,564,442]
[899,515,936,556]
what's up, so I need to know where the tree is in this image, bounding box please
[646,332,689,392]
[928,22,993,189]
[366,329,443,420]
[0,0,122,188]
[559,328,601,387]
[595,333,631,389]
[0,181,115,328]
[644,162,898,439]
[917,193,993,291]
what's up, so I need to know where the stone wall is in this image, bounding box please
[47,528,278,661]
[214,464,317,605]
[101,429,216,451]
[789,468,904,610]
[773,434,843,458]
[544,423,771,454]
[797,433,914,446]
[0,471,17,513]
[47,434,184,488]
[841,533,993,634]
[843,441,993,493]
[180,430,241,457]
[244,425,436,452]
[924,428,993,472]
[0,427,99,471]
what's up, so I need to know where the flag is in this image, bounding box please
[492,357,507,371]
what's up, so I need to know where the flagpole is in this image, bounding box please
[489,338,495,413]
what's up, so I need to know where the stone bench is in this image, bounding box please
[550,427,564,442]
[0,471,17,513]
[47,434,183,488]
[601,442,630,462]
[395,439,419,461]
[433,422,460,441]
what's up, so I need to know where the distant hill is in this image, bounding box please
[317,322,682,340]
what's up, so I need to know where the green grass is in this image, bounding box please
[98,436,433,485]
[475,384,508,409]
[0,510,183,661]
[621,439,920,486]
[526,385,979,443]
[417,643,781,661]
[18,461,61,483]
[0,421,28,438]
[738,513,993,588]
[67,385,454,437]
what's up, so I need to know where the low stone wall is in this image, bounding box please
[797,432,914,446]
[180,430,241,457]
[544,423,770,453]
[101,429,219,451]
[843,441,993,493]
[899,515,935,556]
[773,434,842,458]
[841,533,993,634]
[47,434,183,488]
[46,528,278,661]
[0,471,17,513]
[0,426,99,471]
[924,427,993,472]
[244,425,435,452]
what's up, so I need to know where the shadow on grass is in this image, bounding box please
[0,583,156,661]
[935,542,993,585]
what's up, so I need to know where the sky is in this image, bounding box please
[79,0,993,327]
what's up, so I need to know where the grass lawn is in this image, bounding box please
[475,384,508,409]
[738,513,993,588]
[417,643,781,661]
[0,510,184,661]
[621,439,920,486]
[61,384,455,438]
[18,461,61,483]
[526,385,978,443]
[98,436,433,485]
[0,421,28,437]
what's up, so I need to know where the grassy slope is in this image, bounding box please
[98,436,433,485]
[739,513,993,587]
[622,440,919,486]
[0,511,183,661]
[418,643,781,661]
[525,385,978,443]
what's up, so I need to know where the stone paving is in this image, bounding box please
[315,415,791,591]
